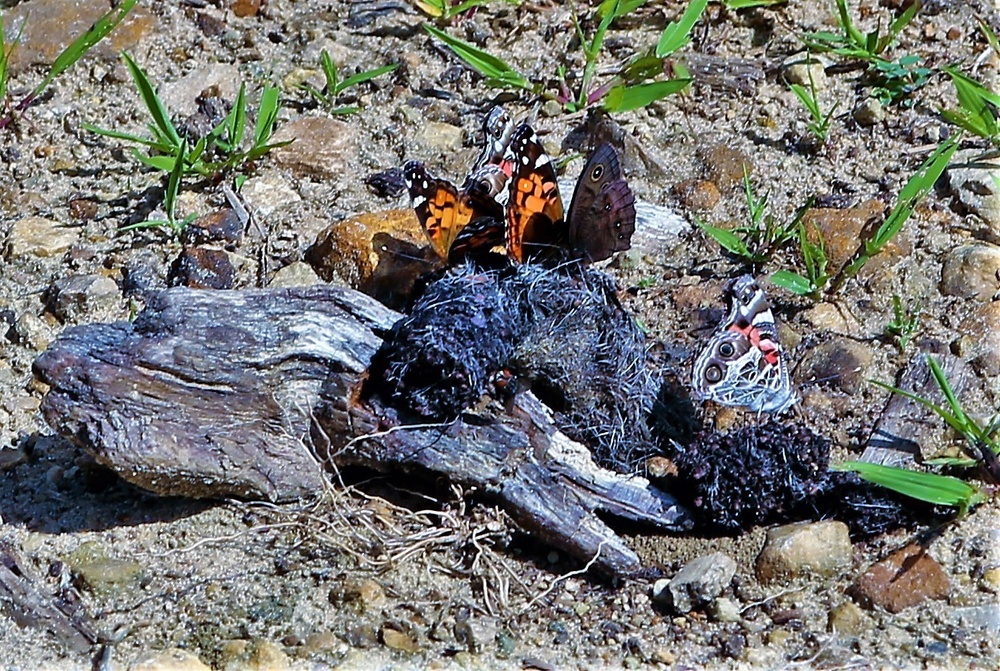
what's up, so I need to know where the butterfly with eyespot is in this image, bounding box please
[691,276,797,414]
[402,107,516,263]
[504,123,636,264]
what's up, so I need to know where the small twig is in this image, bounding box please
[520,540,608,613]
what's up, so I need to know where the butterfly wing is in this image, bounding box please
[692,276,796,414]
[404,160,505,263]
[505,124,566,263]
[566,144,636,263]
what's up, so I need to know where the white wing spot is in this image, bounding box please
[535,153,551,167]
[413,195,426,207]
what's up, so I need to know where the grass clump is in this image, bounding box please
[837,355,999,516]
[298,49,398,115]
[86,52,290,233]
[802,0,929,106]
[423,0,704,114]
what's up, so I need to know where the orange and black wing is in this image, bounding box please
[403,160,504,263]
[504,124,566,263]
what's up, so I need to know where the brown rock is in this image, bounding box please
[306,209,437,306]
[801,200,886,273]
[272,117,356,179]
[794,337,873,395]
[940,244,1000,300]
[4,0,153,75]
[182,209,245,247]
[673,179,721,211]
[168,247,236,289]
[701,145,753,189]
[756,521,852,584]
[850,543,950,613]
[232,0,264,17]
[129,648,212,671]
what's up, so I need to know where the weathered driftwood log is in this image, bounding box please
[34,285,690,576]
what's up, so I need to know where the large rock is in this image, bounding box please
[756,521,853,584]
[49,274,121,322]
[850,542,950,613]
[3,0,153,75]
[272,117,357,179]
[653,552,737,613]
[6,216,79,259]
[940,244,1000,300]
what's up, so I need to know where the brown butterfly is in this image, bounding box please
[505,123,636,264]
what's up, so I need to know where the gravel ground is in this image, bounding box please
[0,0,998,668]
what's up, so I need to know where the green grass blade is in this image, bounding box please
[979,18,1000,56]
[0,11,24,104]
[834,0,866,49]
[656,0,708,58]
[244,139,293,162]
[884,0,921,48]
[834,461,984,510]
[254,85,282,146]
[423,23,531,90]
[602,79,689,111]
[134,152,180,172]
[320,49,338,91]
[770,269,813,295]
[788,83,821,121]
[164,138,187,227]
[868,134,959,252]
[228,82,247,149]
[696,220,751,258]
[869,378,970,438]
[122,52,182,148]
[83,123,167,149]
[38,0,137,92]
[337,63,398,92]
[834,135,959,289]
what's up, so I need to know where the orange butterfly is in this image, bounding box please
[504,123,637,264]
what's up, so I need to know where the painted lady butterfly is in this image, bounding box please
[692,276,796,414]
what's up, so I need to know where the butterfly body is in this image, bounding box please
[692,276,796,414]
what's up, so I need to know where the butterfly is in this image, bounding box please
[691,276,797,414]
[505,123,636,264]
[402,107,516,263]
